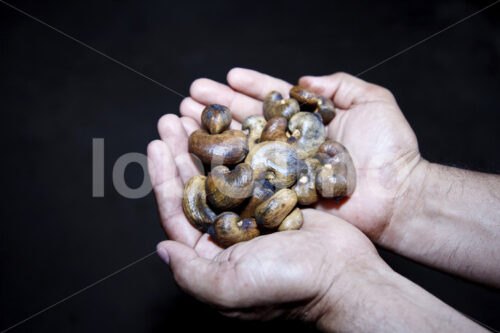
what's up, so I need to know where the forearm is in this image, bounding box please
[316,260,486,332]
[384,160,500,286]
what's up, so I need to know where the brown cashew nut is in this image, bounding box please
[182,175,217,232]
[255,188,298,228]
[245,141,303,189]
[239,181,275,219]
[315,139,356,198]
[201,104,232,134]
[213,212,260,248]
[206,163,254,210]
[263,91,299,120]
[293,158,322,205]
[260,117,289,143]
[189,129,248,165]
[289,86,336,124]
[242,115,267,151]
[287,112,326,159]
[278,207,303,231]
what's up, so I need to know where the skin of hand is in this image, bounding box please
[146,68,488,331]
[175,68,500,286]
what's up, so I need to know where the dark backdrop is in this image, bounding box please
[1,0,499,332]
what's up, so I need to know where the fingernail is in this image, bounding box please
[157,246,170,265]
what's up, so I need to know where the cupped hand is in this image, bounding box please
[176,68,422,243]
[146,83,386,321]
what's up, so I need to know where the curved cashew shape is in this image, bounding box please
[182,175,217,232]
[288,112,326,159]
[293,158,322,205]
[242,115,267,151]
[201,104,232,134]
[206,163,254,210]
[315,139,356,198]
[263,91,299,120]
[245,141,303,189]
[255,189,297,229]
[260,117,289,143]
[189,129,248,165]
[213,212,260,248]
[278,207,303,231]
[289,86,336,124]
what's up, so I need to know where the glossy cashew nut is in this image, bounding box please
[242,115,267,151]
[315,139,356,198]
[287,112,326,159]
[255,188,298,229]
[206,163,254,210]
[213,212,260,248]
[289,86,336,124]
[182,175,217,232]
[263,91,300,120]
[201,104,232,134]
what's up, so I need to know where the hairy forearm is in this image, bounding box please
[384,160,500,286]
[316,261,486,332]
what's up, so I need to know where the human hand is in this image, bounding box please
[179,68,422,246]
[146,69,485,331]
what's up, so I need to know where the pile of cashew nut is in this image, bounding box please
[183,86,356,248]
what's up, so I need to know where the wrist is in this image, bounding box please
[302,253,394,331]
[378,157,433,248]
[312,255,485,333]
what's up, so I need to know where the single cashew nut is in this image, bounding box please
[278,207,303,231]
[315,139,356,198]
[201,104,232,134]
[182,175,217,232]
[245,141,302,189]
[239,180,275,219]
[242,115,267,151]
[260,117,289,143]
[213,212,260,248]
[189,129,248,165]
[293,158,322,205]
[263,91,299,120]
[255,188,298,228]
[289,86,336,124]
[287,112,326,159]
[206,163,254,210]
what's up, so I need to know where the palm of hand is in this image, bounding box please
[147,68,416,318]
[317,98,420,240]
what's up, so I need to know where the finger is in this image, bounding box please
[298,72,395,109]
[194,233,223,260]
[157,240,235,307]
[227,67,293,101]
[179,97,241,129]
[147,140,202,246]
[158,114,202,183]
[179,116,200,136]
[189,78,262,122]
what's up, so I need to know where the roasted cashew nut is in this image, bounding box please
[255,188,298,228]
[263,91,299,120]
[289,86,336,124]
[260,117,289,143]
[293,157,322,205]
[245,141,303,189]
[213,212,260,248]
[182,175,217,232]
[241,115,266,151]
[315,139,356,198]
[201,104,232,134]
[189,129,248,165]
[278,207,303,231]
[206,163,254,210]
[287,112,326,159]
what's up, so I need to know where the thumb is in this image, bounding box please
[157,241,234,307]
[298,72,394,109]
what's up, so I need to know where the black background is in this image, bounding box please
[1,0,499,332]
